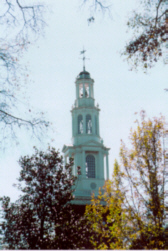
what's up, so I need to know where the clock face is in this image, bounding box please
[90,182,97,189]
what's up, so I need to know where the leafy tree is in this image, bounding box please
[86,112,167,249]
[120,111,166,249]
[85,160,130,249]
[0,1,49,148]
[0,147,91,249]
[83,0,167,70]
[124,0,167,70]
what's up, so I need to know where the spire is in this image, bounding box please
[80,48,89,71]
[62,60,110,206]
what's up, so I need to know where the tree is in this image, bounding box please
[120,111,166,249]
[85,160,130,249]
[85,111,167,249]
[81,0,111,24]
[83,0,167,70]
[0,1,49,148]
[0,147,91,249]
[123,0,167,70]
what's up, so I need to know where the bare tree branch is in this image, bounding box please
[81,0,112,23]
[0,1,49,148]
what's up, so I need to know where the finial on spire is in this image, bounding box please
[80,48,89,71]
[80,48,86,71]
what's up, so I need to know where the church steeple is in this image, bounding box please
[62,53,110,205]
[72,69,101,146]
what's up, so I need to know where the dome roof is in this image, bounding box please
[77,70,91,79]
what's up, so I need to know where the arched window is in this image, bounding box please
[84,83,89,98]
[86,114,92,134]
[78,115,83,134]
[86,155,95,178]
[79,83,83,98]
[95,116,97,135]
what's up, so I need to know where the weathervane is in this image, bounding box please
[80,48,89,71]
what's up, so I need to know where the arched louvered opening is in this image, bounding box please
[78,115,83,134]
[86,114,92,134]
[84,83,89,98]
[86,155,95,178]
[79,83,83,98]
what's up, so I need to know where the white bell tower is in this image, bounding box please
[62,52,110,205]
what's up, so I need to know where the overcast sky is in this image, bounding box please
[0,0,167,202]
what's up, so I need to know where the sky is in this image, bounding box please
[0,0,168,202]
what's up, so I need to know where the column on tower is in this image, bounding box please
[82,150,86,179]
[97,113,100,136]
[74,149,81,177]
[89,82,91,98]
[106,153,109,180]
[76,83,79,99]
[83,114,86,135]
[98,151,104,180]
[92,113,96,135]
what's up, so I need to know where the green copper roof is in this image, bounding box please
[78,70,91,79]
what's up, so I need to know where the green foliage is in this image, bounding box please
[0,147,90,249]
[85,112,167,249]
[85,162,129,249]
[120,111,166,249]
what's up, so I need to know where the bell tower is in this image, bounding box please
[62,52,110,205]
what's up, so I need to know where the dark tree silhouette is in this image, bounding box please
[0,147,93,249]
